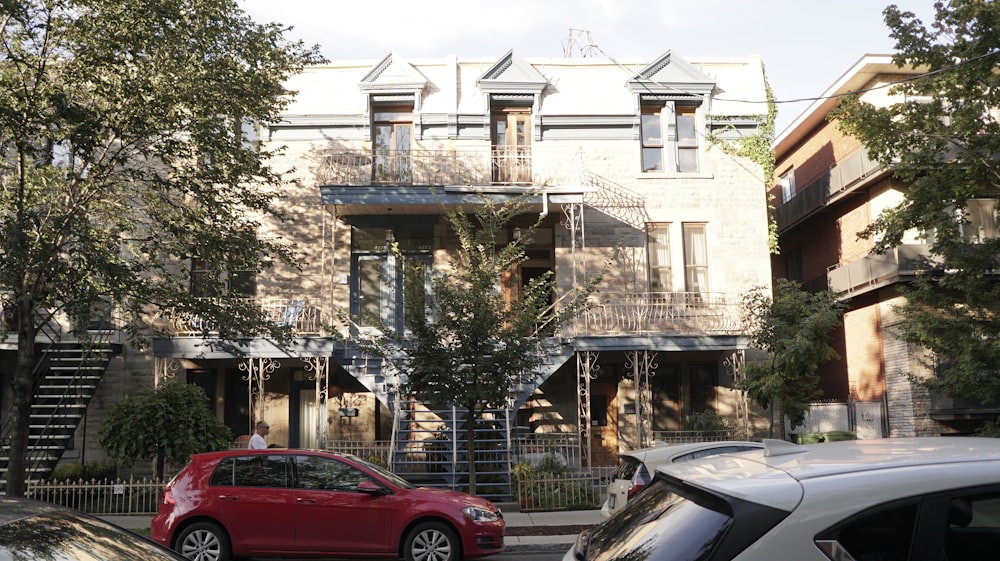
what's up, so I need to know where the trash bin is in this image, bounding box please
[792,432,825,444]
[822,430,857,441]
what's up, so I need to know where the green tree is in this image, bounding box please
[98,380,231,479]
[362,195,601,494]
[832,1,1000,406]
[741,279,847,433]
[0,0,322,495]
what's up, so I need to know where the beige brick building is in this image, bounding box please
[3,49,774,490]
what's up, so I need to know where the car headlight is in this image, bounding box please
[462,506,500,523]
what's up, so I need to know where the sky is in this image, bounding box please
[239,0,939,135]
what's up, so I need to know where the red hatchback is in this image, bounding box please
[150,449,505,561]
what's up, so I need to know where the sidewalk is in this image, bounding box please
[102,506,602,554]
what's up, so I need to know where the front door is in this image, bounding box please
[491,108,531,184]
[590,382,619,466]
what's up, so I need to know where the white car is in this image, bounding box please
[600,440,763,519]
[569,437,1000,561]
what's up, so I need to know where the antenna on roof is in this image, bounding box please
[563,28,598,58]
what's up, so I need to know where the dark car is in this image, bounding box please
[0,496,187,560]
[151,448,505,561]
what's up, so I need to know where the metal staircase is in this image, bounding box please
[0,327,115,489]
[391,400,514,501]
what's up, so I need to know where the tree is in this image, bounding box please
[741,279,847,432]
[362,195,601,494]
[832,1,1000,405]
[99,380,231,479]
[0,0,322,496]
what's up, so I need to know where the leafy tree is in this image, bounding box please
[361,195,601,494]
[741,279,847,432]
[832,1,1000,407]
[0,0,322,495]
[98,380,231,479]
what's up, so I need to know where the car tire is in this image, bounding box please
[175,521,231,561]
[403,521,460,561]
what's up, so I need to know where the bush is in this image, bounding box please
[50,462,117,481]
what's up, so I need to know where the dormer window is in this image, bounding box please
[641,102,700,173]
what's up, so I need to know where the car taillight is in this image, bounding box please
[626,481,645,500]
[161,489,175,506]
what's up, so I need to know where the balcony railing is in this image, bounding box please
[319,147,583,187]
[826,244,940,295]
[775,148,883,230]
[169,297,324,336]
[567,291,743,336]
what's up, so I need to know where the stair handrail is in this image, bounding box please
[0,308,63,459]
[20,324,114,481]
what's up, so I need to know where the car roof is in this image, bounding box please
[658,437,1000,510]
[189,448,353,461]
[621,440,764,463]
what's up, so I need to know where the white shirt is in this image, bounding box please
[248,433,267,449]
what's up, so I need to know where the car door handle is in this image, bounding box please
[217,495,238,501]
[297,497,317,504]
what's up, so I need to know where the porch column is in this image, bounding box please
[562,201,586,287]
[627,350,658,449]
[725,349,749,439]
[240,357,279,435]
[577,351,599,468]
[303,357,330,450]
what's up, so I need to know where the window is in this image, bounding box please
[682,223,708,293]
[372,103,412,183]
[675,106,698,172]
[962,199,1000,242]
[294,455,372,491]
[189,258,257,297]
[641,106,665,172]
[816,501,918,561]
[641,103,700,173]
[647,223,672,292]
[779,169,796,203]
[211,455,290,488]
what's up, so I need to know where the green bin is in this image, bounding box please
[822,430,857,441]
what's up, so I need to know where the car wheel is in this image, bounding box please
[175,521,231,561]
[403,521,460,561]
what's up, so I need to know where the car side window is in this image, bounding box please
[294,455,371,491]
[942,492,1000,560]
[816,501,918,561]
[225,455,290,488]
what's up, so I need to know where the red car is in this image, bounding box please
[150,449,505,561]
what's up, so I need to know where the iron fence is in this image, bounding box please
[25,476,164,515]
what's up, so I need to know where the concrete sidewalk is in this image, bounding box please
[102,507,601,553]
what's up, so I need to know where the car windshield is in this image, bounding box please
[0,509,184,561]
[348,454,414,488]
[582,477,733,561]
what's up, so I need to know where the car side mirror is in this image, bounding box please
[358,480,387,495]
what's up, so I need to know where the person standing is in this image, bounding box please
[248,420,269,449]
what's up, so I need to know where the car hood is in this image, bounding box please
[406,486,500,510]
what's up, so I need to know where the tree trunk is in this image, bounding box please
[6,300,39,497]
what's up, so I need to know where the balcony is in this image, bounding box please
[774,148,884,231]
[566,291,743,336]
[826,244,940,296]
[319,147,584,188]
[167,297,325,337]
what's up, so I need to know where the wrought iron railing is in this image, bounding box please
[169,297,325,336]
[317,147,585,187]
[568,291,743,336]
